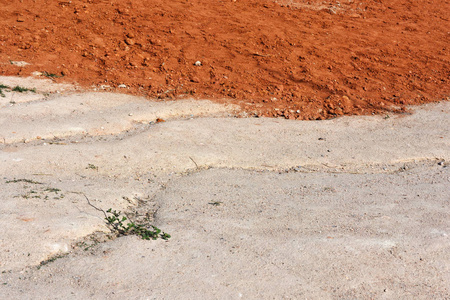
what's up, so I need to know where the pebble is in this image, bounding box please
[118,84,127,88]
[124,38,135,45]
[11,61,30,67]
[194,61,202,66]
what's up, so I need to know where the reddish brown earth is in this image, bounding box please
[0,0,449,119]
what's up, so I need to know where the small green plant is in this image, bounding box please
[12,86,36,93]
[0,84,9,97]
[38,253,68,268]
[105,209,171,240]
[7,179,67,200]
[43,71,62,79]
[45,187,61,194]
[86,163,98,170]
[209,201,222,206]
[75,234,105,251]
[77,241,95,251]
[81,194,170,241]
[6,178,43,184]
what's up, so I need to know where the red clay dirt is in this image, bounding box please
[0,0,449,119]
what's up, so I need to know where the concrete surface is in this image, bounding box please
[0,76,448,299]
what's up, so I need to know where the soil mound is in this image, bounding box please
[0,0,448,119]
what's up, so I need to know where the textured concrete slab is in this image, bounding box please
[1,164,449,299]
[0,76,448,298]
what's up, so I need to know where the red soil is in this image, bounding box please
[0,0,448,119]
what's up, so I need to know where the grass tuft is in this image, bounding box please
[43,71,63,79]
[12,86,36,93]
[0,84,9,97]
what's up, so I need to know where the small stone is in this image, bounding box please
[10,61,30,67]
[323,8,336,14]
[118,84,127,88]
[124,38,135,45]
[194,61,202,66]
[31,71,42,76]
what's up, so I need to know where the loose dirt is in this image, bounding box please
[0,0,449,119]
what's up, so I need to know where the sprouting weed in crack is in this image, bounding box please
[6,178,43,184]
[105,209,171,240]
[0,84,36,97]
[12,86,37,93]
[86,163,98,170]
[38,253,68,268]
[0,84,9,97]
[42,71,63,79]
[82,193,170,240]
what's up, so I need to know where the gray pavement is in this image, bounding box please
[0,76,448,299]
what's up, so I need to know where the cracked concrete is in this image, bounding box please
[0,76,449,298]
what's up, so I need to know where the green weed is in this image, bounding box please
[0,84,37,96]
[86,163,98,170]
[44,187,61,194]
[105,209,171,240]
[42,71,63,79]
[12,86,36,93]
[82,194,171,241]
[6,178,43,184]
[0,84,9,97]
[38,253,68,268]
